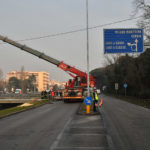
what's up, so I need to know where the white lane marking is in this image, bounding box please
[70,127,104,129]
[106,135,115,150]
[72,116,101,124]
[53,146,109,149]
[49,117,72,150]
[64,133,106,136]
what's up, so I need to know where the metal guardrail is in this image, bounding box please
[0,93,41,99]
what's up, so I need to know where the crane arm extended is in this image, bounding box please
[58,62,87,77]
[0,34,87,77]
[0,34,96,86]
[0,35,60,66]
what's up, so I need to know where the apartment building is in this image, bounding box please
[6,71,50,92]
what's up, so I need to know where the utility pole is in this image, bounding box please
[86,0,90,97]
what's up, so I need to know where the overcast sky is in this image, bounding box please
[0,0,138,81]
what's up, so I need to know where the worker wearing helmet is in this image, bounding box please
[92,89,99,112]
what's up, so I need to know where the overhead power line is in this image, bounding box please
[0,16,142,44]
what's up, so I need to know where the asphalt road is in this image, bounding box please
[0,101,80,150]
[0,96,149,150]
[51,114,110,150]
[100,95,150,150]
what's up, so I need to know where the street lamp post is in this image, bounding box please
[86,0,90,97]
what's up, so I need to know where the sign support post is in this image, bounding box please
[123,83,128,96]
[86,0,90,97]
[115,83,119,95]
[86,105,90,114]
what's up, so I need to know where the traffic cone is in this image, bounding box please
[99,98,103,107]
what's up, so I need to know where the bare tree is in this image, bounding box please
[0,69,4,91]
[20,66,25,92]
[132,0,150,42]
[103,54,121,66]
[0,69,3,81]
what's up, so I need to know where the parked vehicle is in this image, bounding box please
[15,89,21,94]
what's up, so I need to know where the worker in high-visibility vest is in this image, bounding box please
[92,89,99,112]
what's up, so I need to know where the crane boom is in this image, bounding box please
[0,34,96,88]
[0,34,97,101]
[0,35,60,66]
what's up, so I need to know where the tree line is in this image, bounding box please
[7,75,37,93]
[91,48,150,99]
[0,70,37,93]
[91,0,150,98]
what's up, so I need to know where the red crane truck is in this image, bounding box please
[0,35,96,102]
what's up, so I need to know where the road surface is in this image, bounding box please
[0,102,80,150]
[0,96,150,150]
[100,95,150,150]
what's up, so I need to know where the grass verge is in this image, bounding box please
[0,100,49,118]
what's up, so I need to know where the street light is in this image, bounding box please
[86,0,90,97]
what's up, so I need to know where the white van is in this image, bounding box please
[15,89,21,94]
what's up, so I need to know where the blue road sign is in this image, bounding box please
[104,29,143,53]
[84,97,93,105]
[124,83,128,88]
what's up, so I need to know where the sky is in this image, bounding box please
[0,0,138,81]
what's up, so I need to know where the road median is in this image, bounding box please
[78,102,100,115]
